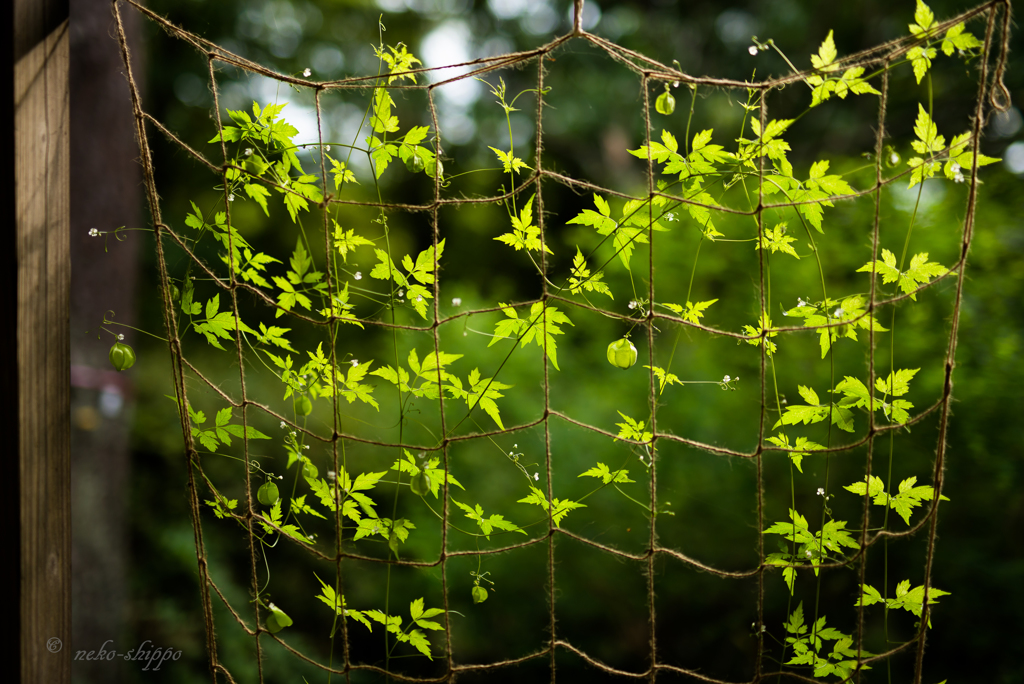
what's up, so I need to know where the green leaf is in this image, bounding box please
[376,42,423,84]
[369,248,407,286]
[366,136,398,179]
[457,368,512,430]
[579,462,635,485]
[192,294,257,350]
[876,368,920,397]
[910,0,936,38]
[495,194,551,254]
[489,301,572,370]
[891,476,949,524]
[811,30,838,72]
[328,156,358,190]
[488,146,529,174]
[644,365,684,396]
[844,474,887,502]
[452,499,525,539]
[855,583,885,607]
[243,183,271,215]
[942,23,982,56]
[909,45,937,84]
[766,433,824,473]
[517,486,585,527]
[370,88,399,133]
[615,411,652,443]
[392,451,464,498]
[567,194,617,234]
[662,299,718,325]
[568,248,613,299]
[757,223,800,259]
[742,312,778,356]
[911,104,945,156]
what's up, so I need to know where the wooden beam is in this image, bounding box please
[13,0,71,679]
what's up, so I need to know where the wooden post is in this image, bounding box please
[11,0,71,681]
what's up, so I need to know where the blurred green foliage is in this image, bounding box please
[120,1,1023,682]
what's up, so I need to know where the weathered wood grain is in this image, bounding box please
[14,8,71,682]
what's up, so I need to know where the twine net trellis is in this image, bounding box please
[113,0,1012,681]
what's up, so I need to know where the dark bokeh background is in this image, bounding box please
[70,0,1023,682]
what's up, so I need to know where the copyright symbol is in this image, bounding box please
[47,638,62,653]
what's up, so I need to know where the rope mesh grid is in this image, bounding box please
[112,0,1013,681]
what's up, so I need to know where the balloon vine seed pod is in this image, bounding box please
[411,469,431,496]
[109,341,136,371]
[656,90,676,116]
[607,338,638,370]
[257,481,280,506]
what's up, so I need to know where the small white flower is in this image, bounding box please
[509,451,514,456]
[628,300,637,310]
[88,228,99,237]
[354,271,362,280]
[303,444,309,450]
[723,375,731,383]
[954,171,965,183]
[748,45,759,56]
[797,298,806,307]
[533,472,539,481]
[805,549,813,558]
[350,359,359,367]
[514,444,518,448]
[228,193,235,202]
[325,145,331,151]
[308,534,314,540]
[833,308,843,318]
[817,487,825,496]
[290,431,297,436]
[951,162,962,174]
[303,68,312,77]
[244,148,253,157]
[327,470,336,481]
[398,289,405,297]
[452,297,462,306]
[890,152,899,165]
[118,333,125,341]
[416,295,424,303]
[280,421,286,428]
